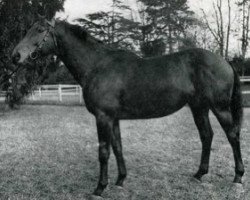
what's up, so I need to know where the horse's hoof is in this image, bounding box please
[93,188,103,197]
[115,181,124,187]
[93,183,108,197]
[233,175,243,184]
[115,175,126,187]
[193,173,202,181]
[89,194,103,200]
[115,185,124,190]
[193,168,208,180]
[190,176,202,183]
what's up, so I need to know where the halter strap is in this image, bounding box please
[29,19,57,60]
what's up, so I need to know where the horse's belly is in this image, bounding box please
[118,90,189,119]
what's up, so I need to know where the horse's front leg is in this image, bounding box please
[93,112,113,196]
[111,119,127,186]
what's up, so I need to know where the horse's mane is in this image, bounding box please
[62,21,104,46]
[59,21,140,58]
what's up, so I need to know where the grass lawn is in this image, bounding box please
[0,105,249,200]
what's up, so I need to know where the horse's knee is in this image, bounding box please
[99,143,110,162]
[112,142,122,155]
[226,127,241,145]
[228,131,239,141]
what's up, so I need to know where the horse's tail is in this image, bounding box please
[231,66,243,129]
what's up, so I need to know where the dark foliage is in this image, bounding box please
[137,0,196,55]
[77,0,140,51]
[140,39,166,57]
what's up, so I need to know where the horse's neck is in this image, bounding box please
[55,24,105,86]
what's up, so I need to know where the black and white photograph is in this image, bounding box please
[0,0,249,199]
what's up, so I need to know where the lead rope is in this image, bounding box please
[0,65,21,86]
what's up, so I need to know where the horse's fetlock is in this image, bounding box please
[236,167,245,176]
[119,173,127,179]
[198,165,209,175]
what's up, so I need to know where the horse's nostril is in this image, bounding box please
[30,51,38,60]
[12,52,21,64]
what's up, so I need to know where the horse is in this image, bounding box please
[12,18,245,196]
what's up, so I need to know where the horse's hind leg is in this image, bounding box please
[189,105,214,180]
[212,106,244,183]
[111,119,127,186]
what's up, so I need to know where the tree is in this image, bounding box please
[135,1,166,57]
[237,0,250,60]
[78,0,195,58]
[77,0,139,50]
[185,22,218,52]
[178,35,197,51]
[140,38,166,57]
[201,0,232,59]
[137,0,195,54]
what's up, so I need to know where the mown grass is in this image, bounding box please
[0,105,249,200]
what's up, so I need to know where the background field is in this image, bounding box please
[0,105,249,200]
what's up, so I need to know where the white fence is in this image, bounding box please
[28,84,83,104]
[0,91,6,101]
[240,76,250,94]
[0,84,83,104]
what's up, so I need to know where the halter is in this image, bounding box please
[29,19,58,60]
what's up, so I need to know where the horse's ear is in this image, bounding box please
[37,14,46,22]
[46,18,56,27]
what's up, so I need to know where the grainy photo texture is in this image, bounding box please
[0,0,249,199]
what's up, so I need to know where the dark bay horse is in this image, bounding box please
[12,18,244,196]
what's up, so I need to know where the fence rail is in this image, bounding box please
[240,77,250,95]
[28,84,83,104]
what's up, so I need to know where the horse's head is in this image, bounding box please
[12,18,57,65]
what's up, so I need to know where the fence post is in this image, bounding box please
[32,92,35,100]
[58,84,62,102]
[38,87,42,98]
[79,85,83,104]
